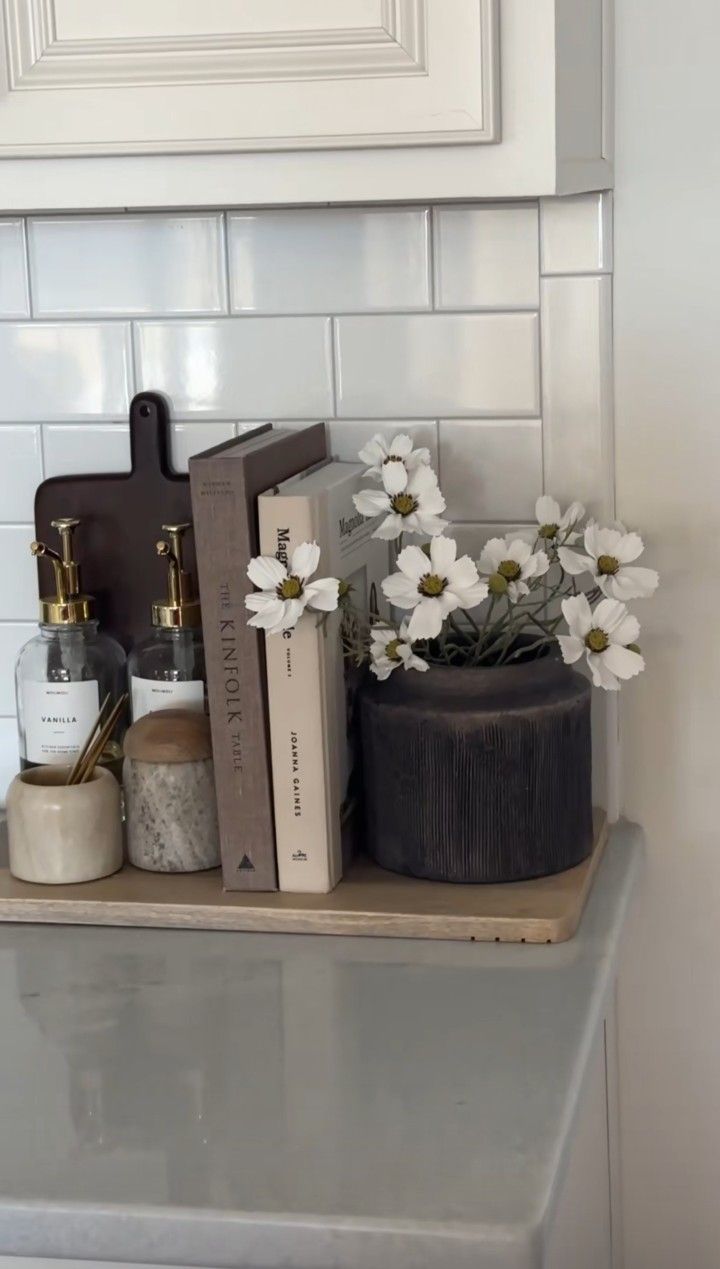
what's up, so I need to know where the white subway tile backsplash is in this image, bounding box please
[135,318,334,419]
[229,208,430,314]
[0,199,615,804]
[335,314,540,418]
[0,526,38,621]
[29,215,227,317]
[0,323,132,423]
[433,205,539,309]
[43,423,131,478]
[0,718,18,800]
[0,427,42,522]
[0,625,33,714]
[327,420,438,467]
[440,419,543,522]
[0,221,30,317]
[169,421,236,473]
[541,275,613,517]
[540,193,613,275]
[452,522,535,562]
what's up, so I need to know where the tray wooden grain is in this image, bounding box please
[0,812,606,943]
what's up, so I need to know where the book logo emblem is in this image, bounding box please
[238,855,255,871]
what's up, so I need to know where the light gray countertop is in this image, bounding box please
[0,824,641,1269]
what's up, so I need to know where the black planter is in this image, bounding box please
[359,649,593,883]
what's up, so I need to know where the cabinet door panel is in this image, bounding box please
[0,0,499,155]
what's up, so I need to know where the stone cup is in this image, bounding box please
[6,765,123,884]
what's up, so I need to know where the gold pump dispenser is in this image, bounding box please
[152,523,201,629]
[31,518,94,625]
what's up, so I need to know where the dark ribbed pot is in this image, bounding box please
[359,649,593,883]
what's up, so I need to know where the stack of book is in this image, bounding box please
[189,425,386,895]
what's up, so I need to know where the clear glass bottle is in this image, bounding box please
[15,518,127,778]
[127,522,206,722]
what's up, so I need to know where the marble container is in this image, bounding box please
[6,765,123,884]
[123,708,220,872]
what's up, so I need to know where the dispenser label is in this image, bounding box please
[23,680,100,765]
[131,677,205,722]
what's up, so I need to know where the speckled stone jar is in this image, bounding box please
[360,648,593,884]
[123,709,220,873]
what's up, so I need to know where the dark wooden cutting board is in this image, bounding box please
[35,392,194,651]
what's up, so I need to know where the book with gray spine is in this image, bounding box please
[189,423,327,891]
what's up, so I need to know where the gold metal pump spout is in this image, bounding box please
[31,518,94,625]
[152,522,201,629]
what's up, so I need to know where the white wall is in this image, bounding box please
[0,197,613,799]
[615,2,720,1265]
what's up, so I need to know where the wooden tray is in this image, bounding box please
[0,812,606,943]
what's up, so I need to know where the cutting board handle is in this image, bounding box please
[129,392,172,476]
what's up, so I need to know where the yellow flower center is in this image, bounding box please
[539,522,558,540]
[497,559,521,581]
[277,575,303,600]
[418,572,447,597]
[391,493,417,516]
[385,638,402,662]
[597,554,620,576]
[585,627,609,653]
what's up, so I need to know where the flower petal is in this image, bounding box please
[247,554,286,591]
[372,513,404,541]
[561,593,593,637]
[429,534,457,574]
[610,612,641,646]
[558,547,593,576]
[388,433,414,458]
[407,463,440,496]
[407,597,444,640]
[536,495,561,525]
[593,598,629,634]
[358,435,387,467]
[606,566,659,600]
[602,644,645,681]
[370,657,395,681]
[507,538,533,567]
[447,554,480,590]
[291,541,320,581]
[354,488,390,517]
[412,513,448,537]
[557,634,585,665]
[305,577,340,612]
[380,460,408,495]
[612,532,644,564]
[561,501,585,529]
[382,572,421,608]
[478,538,507,574]
[452,581,489,610]
[396,544,429,580]
[588,654,621,691]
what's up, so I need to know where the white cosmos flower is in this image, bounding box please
[558,594,645,691]
[245,541,339,635]
[369,619,428,681]
[353,464,447,541]
[381,535,489,640]
[477,535,550,602]
[558,524,659,600]
[358,432,431,495]
[535,495,585,545]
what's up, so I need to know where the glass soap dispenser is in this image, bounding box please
[127,522,206,722]
[15,517,127,775]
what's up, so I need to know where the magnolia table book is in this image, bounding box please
[258,462,386,894]
[189,424,327,891]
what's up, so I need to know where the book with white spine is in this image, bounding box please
[258,462,386,893]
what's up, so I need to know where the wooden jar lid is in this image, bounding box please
[123,709,212,763]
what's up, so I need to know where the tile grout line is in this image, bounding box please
[537,207,546,496]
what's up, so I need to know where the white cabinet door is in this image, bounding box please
[0,0,499,156]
